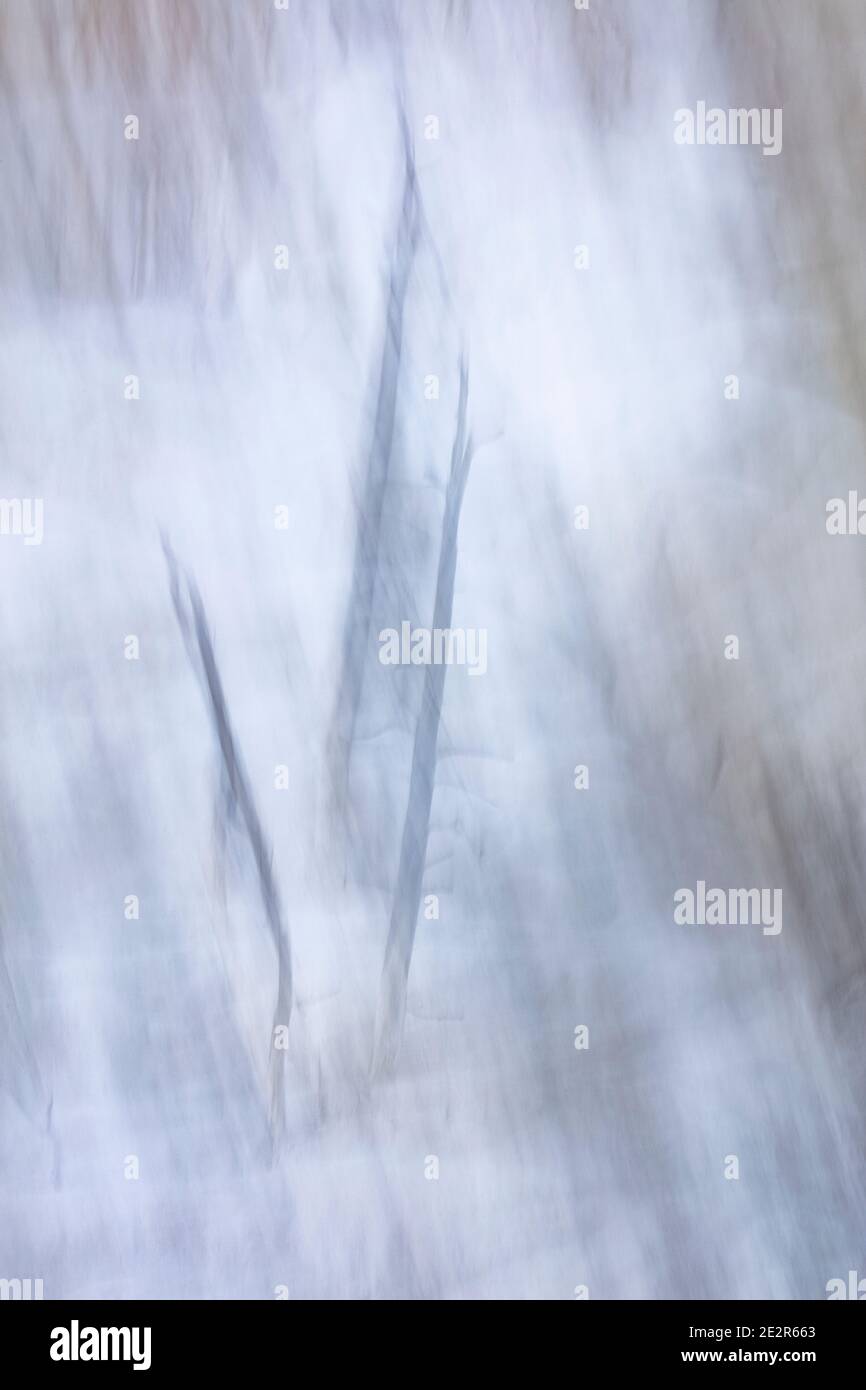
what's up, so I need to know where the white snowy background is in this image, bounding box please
[1,0,865,1298]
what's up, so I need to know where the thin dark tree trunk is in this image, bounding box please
[372,358,472,1074]
[163,538,293,1148]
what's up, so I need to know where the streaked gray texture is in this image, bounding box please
[1,0,865,1299]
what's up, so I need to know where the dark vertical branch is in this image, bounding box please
[162,537,292,1147]
[371,358,473,1074]
[327,107,420,836]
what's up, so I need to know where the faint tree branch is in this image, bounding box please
[371,356,473,1074]
[162,536,292,1150]
[327,104,420,848]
